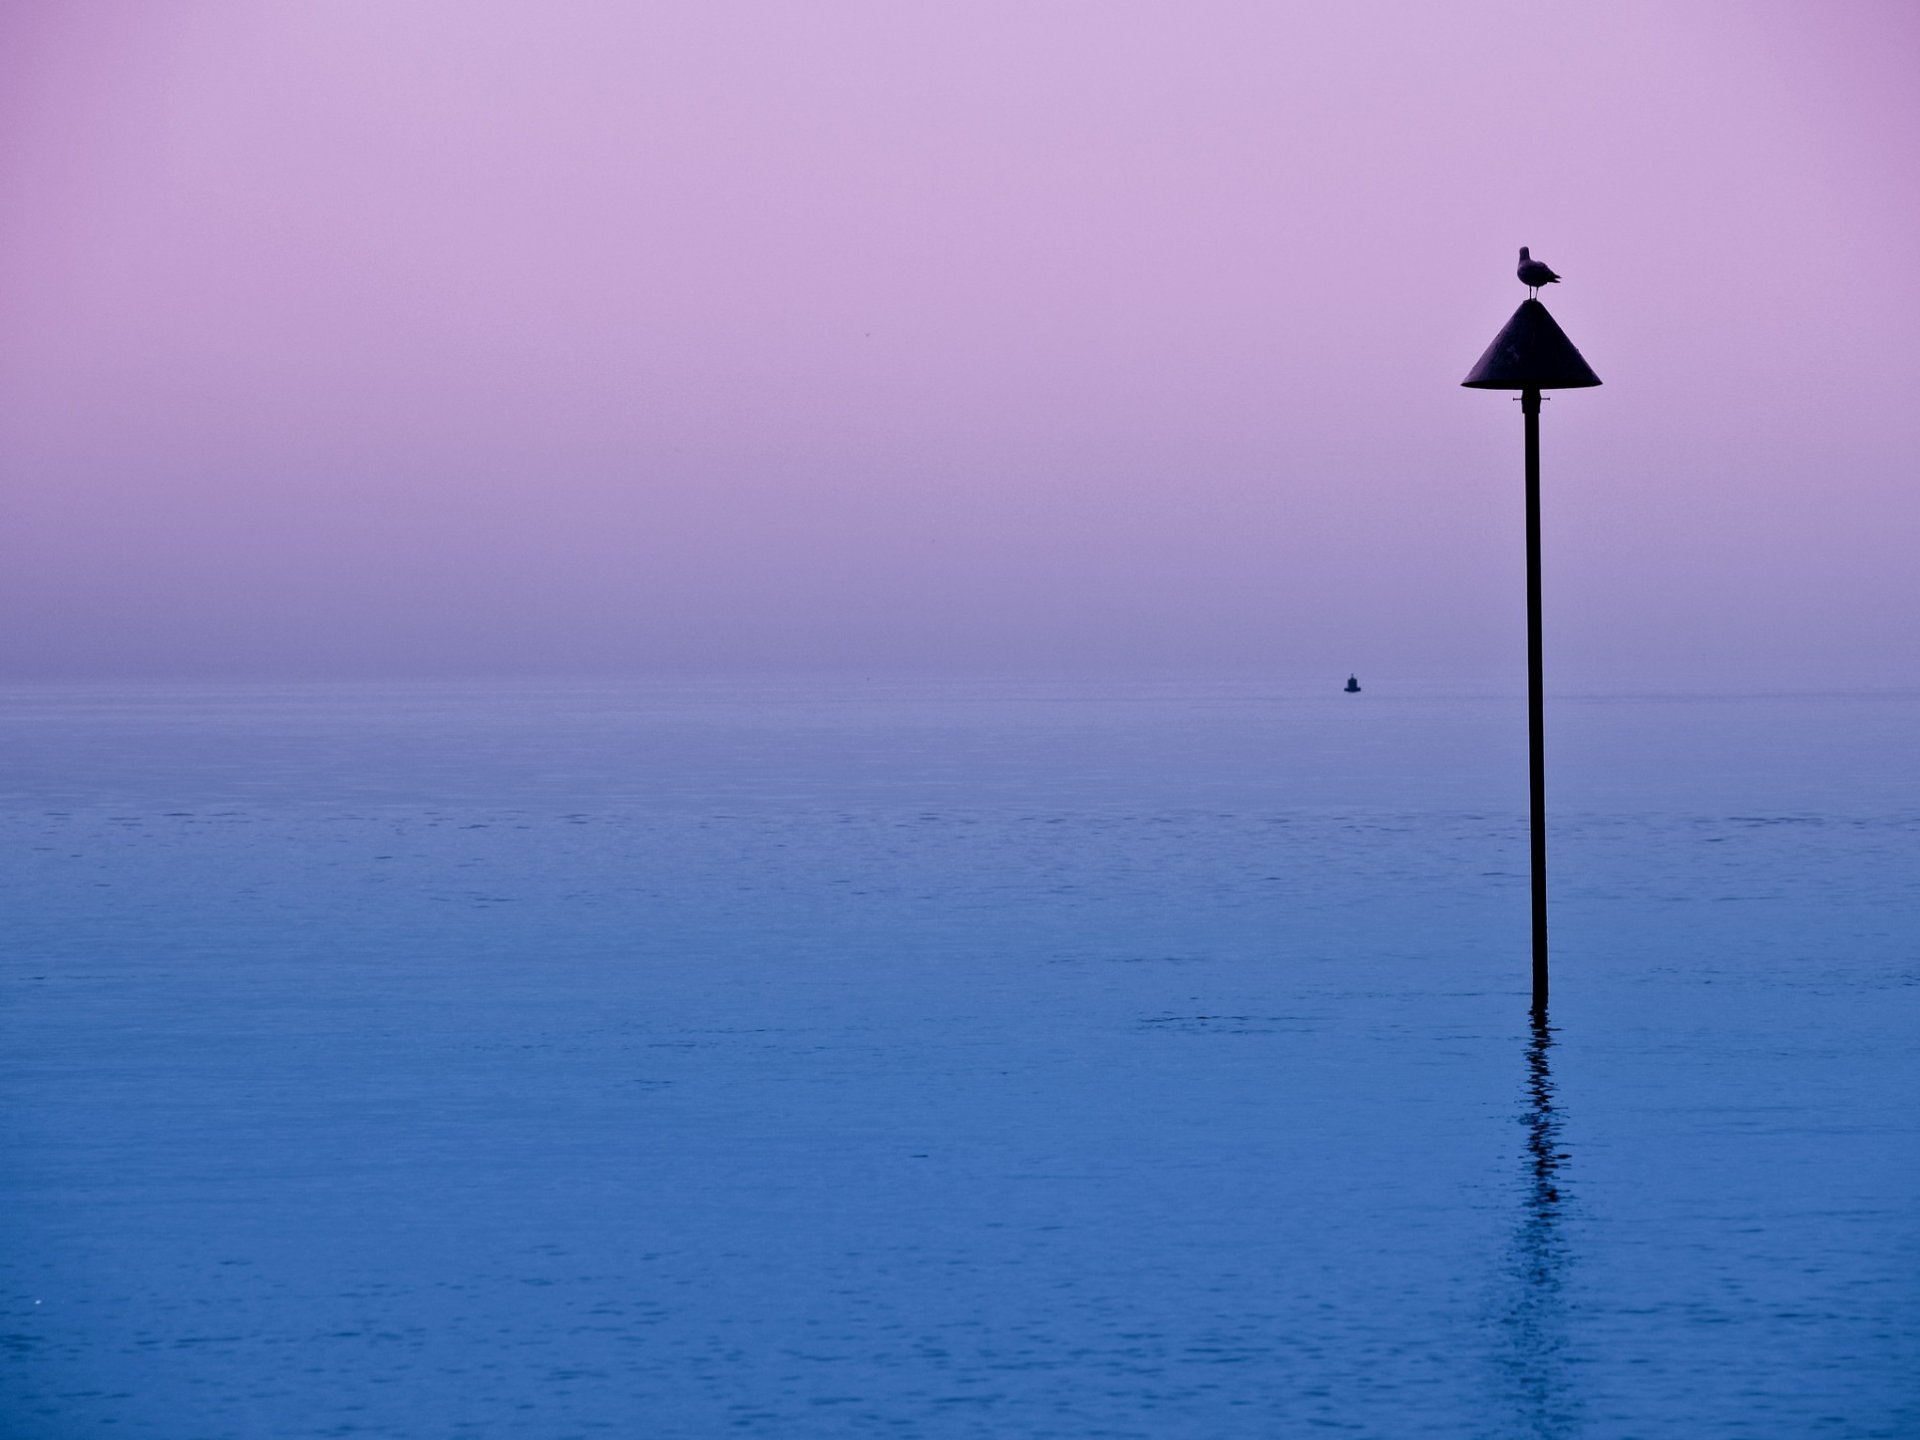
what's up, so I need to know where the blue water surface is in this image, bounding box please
[2,678,1916,1438]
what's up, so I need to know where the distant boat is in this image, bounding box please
[1344,675,1362,693]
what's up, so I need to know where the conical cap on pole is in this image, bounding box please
[1461,298,1601,390]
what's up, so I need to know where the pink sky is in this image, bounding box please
[0,1,1915,683]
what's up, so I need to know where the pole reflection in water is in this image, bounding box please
[1500,1006,1581,1438]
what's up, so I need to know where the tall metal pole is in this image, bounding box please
[1522,387,1548,1011]
[1465,289,1597,1009]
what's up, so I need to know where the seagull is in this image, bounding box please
[1517,247,1560,298]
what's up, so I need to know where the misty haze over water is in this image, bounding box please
[2,2,1917,1432]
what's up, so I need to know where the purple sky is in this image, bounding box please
[0,1,1915,683]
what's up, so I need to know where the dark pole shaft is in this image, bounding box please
[1522,387,1548,1011]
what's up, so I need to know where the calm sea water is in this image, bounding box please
[2,679,1916,1438]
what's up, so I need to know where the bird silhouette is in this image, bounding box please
[1517,247,1560,298]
